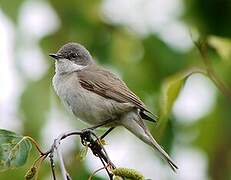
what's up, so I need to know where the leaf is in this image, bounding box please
[0,129,32,172]
[208,36,231,61]
[160,67,206,119]
[76,146,88,161]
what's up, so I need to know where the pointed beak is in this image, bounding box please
[49,53,61,60]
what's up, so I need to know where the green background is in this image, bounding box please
[0,0,231,179]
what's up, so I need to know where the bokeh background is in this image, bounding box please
[0,0,231,179]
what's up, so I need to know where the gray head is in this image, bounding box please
[50,42,93,73]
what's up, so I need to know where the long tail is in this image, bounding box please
[121,111,178,172]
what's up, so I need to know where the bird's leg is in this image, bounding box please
[81,118,117,142]
[100,127,115,140]
[82,118,115,132]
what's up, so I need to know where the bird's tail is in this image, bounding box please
[121,111,178,172]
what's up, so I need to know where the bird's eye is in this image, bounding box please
[69,52,77,59]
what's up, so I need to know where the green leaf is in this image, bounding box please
[208,36,231,61]
[0,129,32,172]
[76,146,88,161]
[160,67,206,119]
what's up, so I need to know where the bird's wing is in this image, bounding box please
[77,66,157,122]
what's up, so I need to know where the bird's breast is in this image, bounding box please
[52,73,118,126]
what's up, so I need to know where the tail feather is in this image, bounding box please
[145,130,178,172]
[121,112,178,172]
[139,111,157,123]
[168,159,178,172]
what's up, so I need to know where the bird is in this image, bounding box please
[49,42,178,172]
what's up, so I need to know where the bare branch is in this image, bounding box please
[30,129,116,180]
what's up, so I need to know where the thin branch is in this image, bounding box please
[194,38,231,103]
[24,136,44,155]
[98,156,113,180]
[34,154,47,180]
[49,149,56,180]
[100,127,115,140]
[31,129,116,180]
[88,164,110,180]
[54,141,69,180]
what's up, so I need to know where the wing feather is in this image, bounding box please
[77,66,157,121]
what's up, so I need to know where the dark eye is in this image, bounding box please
[69,52,77,59]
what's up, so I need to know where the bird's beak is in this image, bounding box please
[49,53,61,60]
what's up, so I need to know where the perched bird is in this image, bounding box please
[50,42,178,171]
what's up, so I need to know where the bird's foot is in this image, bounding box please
[81,127,95,134]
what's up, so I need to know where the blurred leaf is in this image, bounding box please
[0,129,31,172]
[0,0,24,21]
[160,67,206,119]
[159,119,174,152]
[208,36,231,61]
[160,75,184,118]
[184,0,231,37]
[76,146,88,161]
[19,72,51,138]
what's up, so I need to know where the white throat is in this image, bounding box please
[55,58,87,74]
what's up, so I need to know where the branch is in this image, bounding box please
[194,38,231,103]
[24,129,146,180]
[31,130,115,180]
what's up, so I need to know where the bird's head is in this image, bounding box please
[50,42,93,73]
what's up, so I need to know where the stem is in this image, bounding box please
[28,129,116,180]
[195,39,231,103]
[24,136,44,155]
[34,155,47,180]
[56,145,68,180]
[99,157,113,180]
[53,137,71,180]
[88,165,109,180]
[49,151,56,180]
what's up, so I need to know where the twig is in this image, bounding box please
[24,136,44,155]
[30,129,115,180]
[91,132,115,168]
[98,156,113,180]
[194,38,231,103]
[49,149,56,180]
[54,139,68,180]
[88,164,110,180]
[34,154,47,180]
[100,127,115,140]
[80,130,116,179]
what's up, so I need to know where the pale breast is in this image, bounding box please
[52,73,122,126]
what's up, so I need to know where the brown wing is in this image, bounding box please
[77,65,157,121]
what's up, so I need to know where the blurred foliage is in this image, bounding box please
[0,0,231,179]
[208,36,231,61]
[19,72,52,139]
[184,0,231,37]
[160,67,205,119]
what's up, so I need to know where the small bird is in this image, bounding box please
[50,42,178,171]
